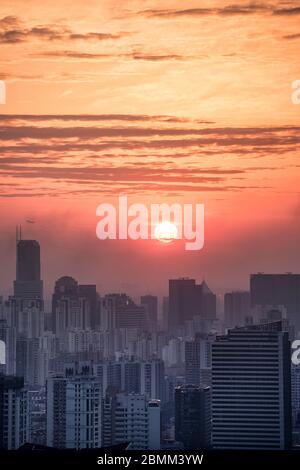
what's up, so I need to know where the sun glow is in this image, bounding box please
[154,221,178,244]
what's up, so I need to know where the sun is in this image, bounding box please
[154,221,178,244]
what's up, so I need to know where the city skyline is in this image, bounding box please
[0,0,300,299]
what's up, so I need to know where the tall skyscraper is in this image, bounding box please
[102,392,161,450]
[211,321,292,449]
[250,273,300,334]
[14,238,43,301]
[169,278,198,329]
[168,278,216,330]
[141,295,158,330]
[224,291,250,328]
[175,385,211,449]
[185,333,212,387]
[0,375,28,449]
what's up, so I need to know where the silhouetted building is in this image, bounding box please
[14,239,43,301]
[250,273,300,334]
[141,295,158,330]
[175,385,211,449]
[78,284,100,330]
[212,321,292,449]
[185,334,212,387]
[0,375,28,449]
[169,278,216,329]
[224,291,250,328]
[52,277,98,333]
[101,294,145,330]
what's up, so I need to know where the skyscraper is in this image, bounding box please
[185,333,212,387]
[224,291,251,328]
[141,295,158,330]
[175,385,211,450]
[250,273,300,334]
[46,371,102,449]
[101,294,146,330]
[14,239,43,301]
[168,278,216,330]
[52,277,97,333]
[211,321,292,449]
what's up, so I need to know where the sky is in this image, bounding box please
[0,0,300,303]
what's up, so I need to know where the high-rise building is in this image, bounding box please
[250,273,300,334]
[224,291,250,328]
[52,277,97,334]
[46,371,102,449]
[175,385,211,449]
[14,239,43,301]
[101,294,146,330]
[78,285,100,330]
[102,392,161,450]
[185,333,212,387]
[141,295,158,330]
[0,375,28,449]
[140,359,165,401]
[168,278,216,329]
[211,321,292,449]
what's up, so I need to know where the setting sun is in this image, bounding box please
[154,221,178,244]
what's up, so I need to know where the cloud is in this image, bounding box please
[282,33,300,40]
[0,113,203,123]
[273,7,300,16]
[33,50,189,61]
[140,4,272,19]
[0,116,298,198]
[139,3,300,19]
[0,16,128,44]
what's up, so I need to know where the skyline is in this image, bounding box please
[1,0,300,298]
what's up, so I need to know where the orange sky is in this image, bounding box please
[0,0,300,300]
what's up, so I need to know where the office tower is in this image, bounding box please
[78,285,100,330]
[140,359,165,401]
[175,385,211,449]
[224,291,250,328]
[169,278,198,329]
[168,278,216,329]
[0,375,28,449]
[101,294,146,330]
[141,295,158,330]
[211,321,292,449]
[102,392,161,450]
[52,276,95,334]
[250,273,300,334]
[199,281,217,320]
[14,239,43,301]
[17,300,44,338]
[46,372,102,449]
[185,334,212,387]
[162,337,185,368]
